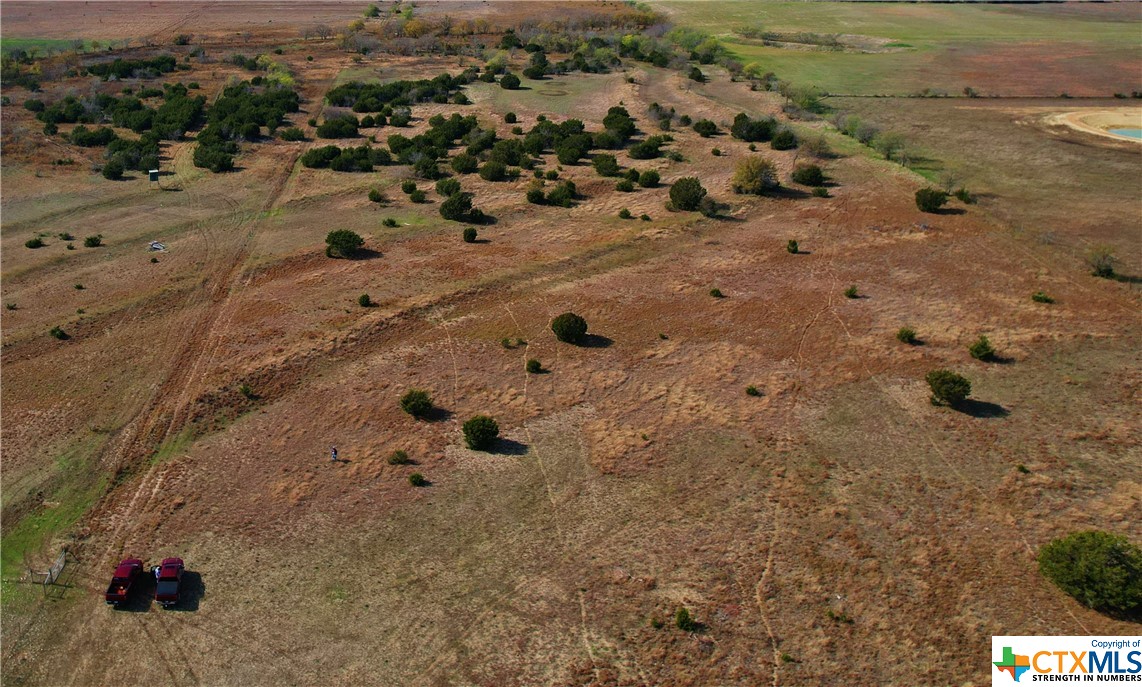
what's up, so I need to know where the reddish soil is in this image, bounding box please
[2,6,1140,686]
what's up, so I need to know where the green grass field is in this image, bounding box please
[1,37,89,55]
[466,73,627,116]
[1,440,105,612]
[655,1,1142,95]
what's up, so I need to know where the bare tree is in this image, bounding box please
[315,24,333,40]
[937,170,961,193]
[437,14,454,37]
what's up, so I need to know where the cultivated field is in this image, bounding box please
[659,0,1142,96]
[2,2,1139,686]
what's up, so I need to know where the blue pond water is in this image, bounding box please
[1109,128,1142,140]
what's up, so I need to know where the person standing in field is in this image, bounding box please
[331,446,338,463]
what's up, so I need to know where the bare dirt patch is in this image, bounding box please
[1046,107,1142,144]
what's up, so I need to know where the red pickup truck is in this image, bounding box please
[104,558,144,606]
[154,557,185,608]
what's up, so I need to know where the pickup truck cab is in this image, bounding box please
[154,557,185,608]
[104,558,144,606]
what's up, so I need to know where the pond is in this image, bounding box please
[1108,128,1142,140]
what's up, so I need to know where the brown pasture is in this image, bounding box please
[2,5,1140,686]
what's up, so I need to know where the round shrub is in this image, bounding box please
[593,154,620,177]
[551,312,588,344]
[731,157,779,195]
[479,160,507,181]
[462,227,478,243]
[926,369,971,407]
[499,72,520,90]
[358,293,373,307]
[325,230,364,258]
[440,192,474,221]
[791,164,825,187]
[1038,530,1141,616]
[786,239,799,254]
[526,188,546,205]
[615,179,634,192]
[462,415,500,451]
[400,389,433,418]
[414,156,441,180]
[504,112,517,124]
[525,358,542,374]
[896,327,917,344]
[102,158,125,180]
[368,188,385,203]
[638,169,660,188]
[401,180,417,194]
[436,178,461,196]
[669,177,707,211]
[915,188,948,213]
[675,607,697,632]
[25,237,45,249]
[451,153,479,174]
[409,472,428,487]
[968,335,996,361]
[771,129,797,150]
[388,450,413,465]
[693,119,717,137]
[409,189,427,203]
[618,208,632,219]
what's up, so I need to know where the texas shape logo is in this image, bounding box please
[994,646,1031,682]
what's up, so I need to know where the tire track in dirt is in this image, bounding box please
[753,501,783,687]
[96,82,321,563]
[19,115,317,687]
[143,1,216,44]
[503,302,650,684]
[817,257,1090,635]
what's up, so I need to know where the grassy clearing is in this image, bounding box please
[660,1,1141,43]
[830,96,1142,270]
[1,37,89,55]
[466,74,623,117]
[1,442,106,610]
[657,1,1141,95]
[150,428,195,465]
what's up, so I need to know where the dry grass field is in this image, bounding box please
[2,2,1139,686]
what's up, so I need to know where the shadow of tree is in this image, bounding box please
[495,438,529,456]
[578,334,613,348]
[957,399,1010,418]
[422,407,455,423]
